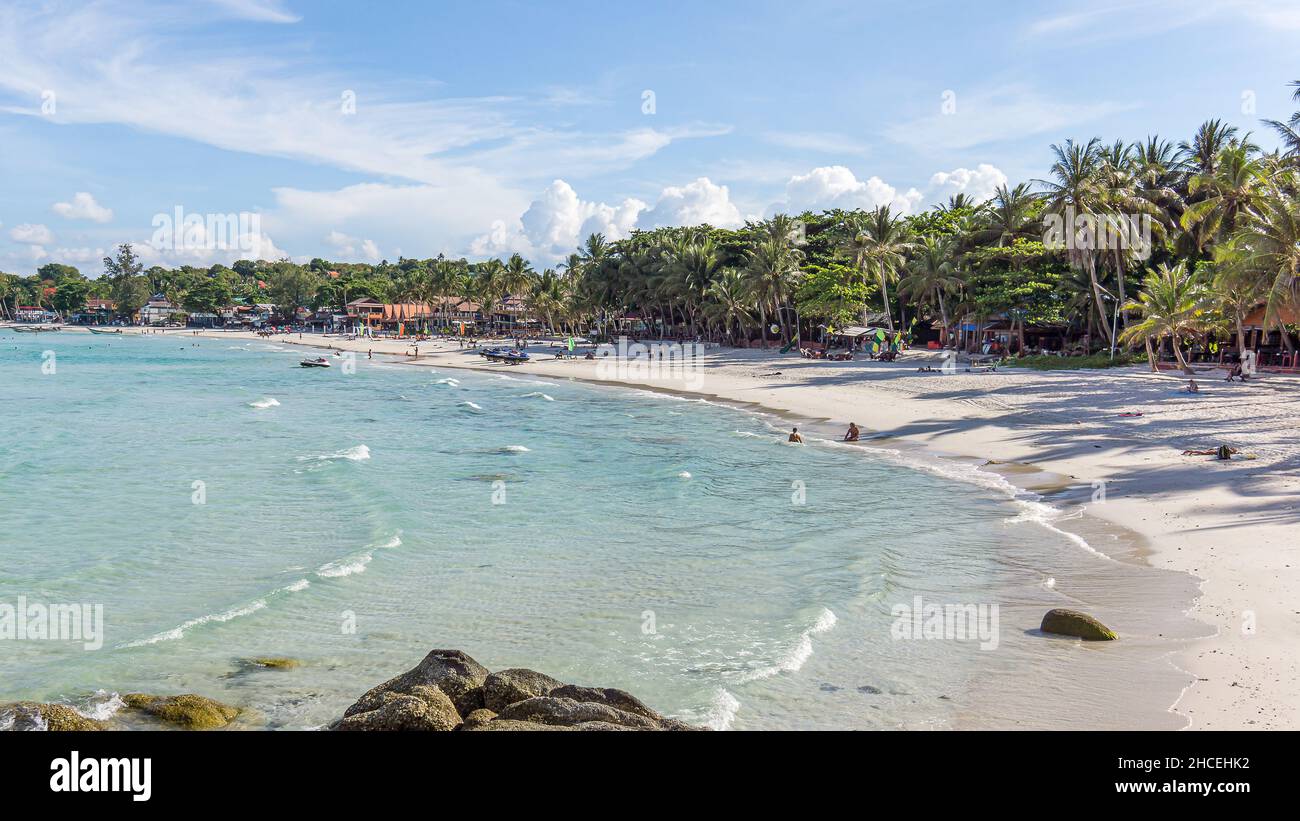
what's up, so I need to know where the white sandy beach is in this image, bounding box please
[83,327,1300,729]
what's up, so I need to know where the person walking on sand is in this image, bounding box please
[788,427,803,443]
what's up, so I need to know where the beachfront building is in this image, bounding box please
[14,305,60,323]
[140,293,183,326]
[1236,303,1299,370]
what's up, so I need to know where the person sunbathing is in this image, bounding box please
[1184,379,1199,393]
[1182,445,1238,459]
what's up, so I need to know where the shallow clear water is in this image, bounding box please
[0,331,1199,729]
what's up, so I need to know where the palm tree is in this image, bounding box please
[1038,137,1114,348]
[1234,183,1300,335]
[1119,262,1208,374]
[1210,236,1268,355]
[1263,81,1300,158]
[704,267,755,344]
[900,234,963,341]
[744,216,805,344]
[1180,145,1266,250]
[976,183,1038,247]
[840,205,910,331]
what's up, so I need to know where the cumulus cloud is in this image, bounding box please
[472,177,744,263]
[928,164,1008,204]
[10,223,54,244]
[637,178,743,230]
[52,192,114,223]
[773,166,924,216]
[323,230,382,262]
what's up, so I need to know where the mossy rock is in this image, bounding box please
[123,693,240,729]
[242,657,301,670]
[1040,609,1118,641]
[3,702,106,731]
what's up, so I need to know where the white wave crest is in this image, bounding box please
[249,397,280,409]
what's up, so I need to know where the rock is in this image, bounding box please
[333,648,705,731]
[336,688,461,731]
[345,649,488,718]
[460,708,497,730]
[2,702,106,731]
[463,719,574,731]
[548,684,662,721]
[495,696,660,730]
[482,668,563,712]
[123,694,240,729]
[1040,609,1118,641]
[241,657,300,670]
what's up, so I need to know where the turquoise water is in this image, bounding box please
[0,330,1199,729]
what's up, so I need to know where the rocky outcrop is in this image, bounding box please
[345,649,489,719]
[2,702,106,731]
[482,668,564,712]
[334,649,703,731]
[123,693,241,729]
[1040,609,1118,641]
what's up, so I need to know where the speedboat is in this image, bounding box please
[87,327,123,335]
[300,357,331,368]
[483,349,530,365]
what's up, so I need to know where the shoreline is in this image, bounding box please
[62,327,1300,729]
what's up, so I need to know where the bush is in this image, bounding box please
[1002,352,1144,371]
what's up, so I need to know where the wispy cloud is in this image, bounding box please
[884,84,1137,151]
[762,131,872,158]
[1025,0,1300,42]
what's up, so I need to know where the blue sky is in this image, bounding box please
[0,0,1296,275]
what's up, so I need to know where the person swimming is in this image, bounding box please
[788,427,803,443]
[843,422,860,442]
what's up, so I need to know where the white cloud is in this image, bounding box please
[762,131,871,157]
[637,177,743,230]
[49,246,106,264]
[473,177,744,263]
[10,222,54,244]
[884,84,1135,151]
[928,164,1007,204]
[774,166,924,216]
[323,230,381,262]
[208,0,301,24]
[52,191,113,222]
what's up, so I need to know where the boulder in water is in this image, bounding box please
[123,694,241,729]
[2,702,106,731]
[1040,609,1118,641]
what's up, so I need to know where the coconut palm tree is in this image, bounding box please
[744,216,805,343]
[1119,262,1208,373]
[704,267,755,344]
[900,234,963,339]
[1233,182,1300,334]
[1263,81,1300,158]
[840,205,910,331]
[1180,145,1266,250]
[1038,137,1114,348]
[975,183,1038,247]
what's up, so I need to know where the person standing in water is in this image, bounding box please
[788,427,803,443]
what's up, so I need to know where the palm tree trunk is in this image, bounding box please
[1171,335,1193,375]
[1144,337,1158,372]
[879,264,895,332]
[1086,254,1114,347]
